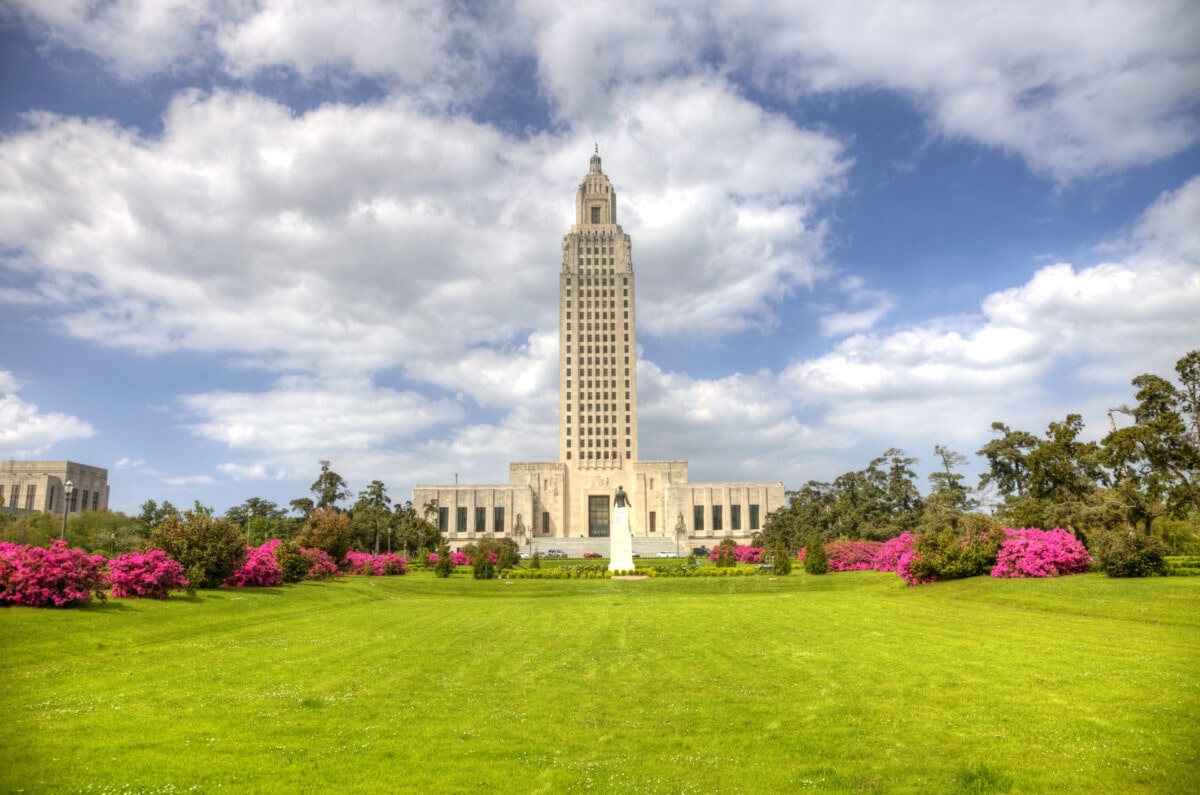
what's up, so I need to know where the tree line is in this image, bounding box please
[756,350,1200,556]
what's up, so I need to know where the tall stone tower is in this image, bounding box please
[558,151,640,468]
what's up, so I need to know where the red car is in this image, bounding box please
[583,552,603,559]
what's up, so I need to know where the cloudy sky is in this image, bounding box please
[2,1,1198,515]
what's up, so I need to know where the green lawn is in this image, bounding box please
[1,572,1197,793]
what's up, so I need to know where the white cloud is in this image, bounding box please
[163,474,216,486]
[818,276,896,337]
[0,374,97,456]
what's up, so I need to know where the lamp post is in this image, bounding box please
[61,480,74,542]
[387,527,393,554]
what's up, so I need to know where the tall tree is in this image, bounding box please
[977,422,1040,499]
[351,480,392,553]
[310,461,351,510]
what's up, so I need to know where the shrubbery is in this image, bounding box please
[274,539,311,583]
[771,543,792,575]
[300,508,352,566]
[1091,531,1168,577]
[0,541,109,607]
[108,549,188,598]
[226,541,284,587]
[873,533,915,573]
[825,540,882,572]
[802,533,829,575]
[303,547,341,580]
[899,528,1004,586]
[433,543,454,578]
[991,528,1090,578]
[150,510,247,589]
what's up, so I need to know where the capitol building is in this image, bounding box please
[413,153,784,548]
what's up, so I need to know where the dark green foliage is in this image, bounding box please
[274,539,310,584]
[496,544,519,570]
[1091,531,1168,577]
[713,537,738,568]
[149,510,246,589]
[433,543,454,578]
[530,551,542,569]
[1166,556,1200,576]
[299,507,352,565]
[472,553,495,580]
[772,542,792,575]
[803,533,828,575]
[905,528,1004,583]
[462,537,520,570]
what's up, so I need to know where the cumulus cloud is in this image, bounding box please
[0,372,97,456]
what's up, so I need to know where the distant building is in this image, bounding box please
[0,460,110,517]
[413,154,785,547]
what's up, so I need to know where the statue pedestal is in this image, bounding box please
[608,507,635,572]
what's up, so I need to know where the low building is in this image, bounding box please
[0,460,110,517]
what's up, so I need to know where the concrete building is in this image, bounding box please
[0,460,110,517]
[414,154,784,550]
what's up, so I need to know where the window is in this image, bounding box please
[542,511,550,535]
[731,504,742,531]
[712,505,723,532]
[81,489,89,511]
[93,491,99,511]
[47,485,56,511]
[438,507,448,532]
[8,485,17,509]
[475,506,486,534]
[693,505,705,532]
[649,511,656,534]
[749,504,760,531]
[591,206,600,223]
[494,506,505,534]
[457,506,468,534]
[25,484,36,510]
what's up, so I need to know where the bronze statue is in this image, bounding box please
[613,486,631,509]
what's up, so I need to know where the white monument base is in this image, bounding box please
[608,507,635,572]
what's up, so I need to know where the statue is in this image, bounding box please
[613,485,632,509]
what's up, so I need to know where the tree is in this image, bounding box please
[977,422,1040,499]
[300,507,352,565]
[135,499,179,537]
[922,445,977,532]
[149,510,246,589]
[351,480,392,554]
[224,497,285,528]
[433,542,454,578]
[803,533,828,575]
[310,461,351,510]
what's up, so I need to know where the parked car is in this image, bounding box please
[543,549,568,559]
[692,546,710,557]
[656,551,674,558]
[583,552,603,559]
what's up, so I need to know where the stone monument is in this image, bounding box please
[608,486,635,572]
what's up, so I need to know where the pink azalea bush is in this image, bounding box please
[872,533,916,573]
[991,527,1091,578]
[451,551,471,566]
[344,551,409,575]
[108,550,188,598]
[826,540,882,572]
[226,540,284,587]
[303,547,342,580]
[896,546,935,586]
[0,541,109,607]
[708,545,763,564]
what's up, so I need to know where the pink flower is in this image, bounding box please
[225,541,284,587]
[990,527,1091,579]
[109,550,188,598]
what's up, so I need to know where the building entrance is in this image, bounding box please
[588,495,610,537]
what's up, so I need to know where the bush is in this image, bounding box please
[802,533,829,575]
[899,528,1005,586]
[826,540,882,572]
[1091,531,1168,577]
[990,528,1091,579]
[109,549,188,598]
[433,544,454,578]
[299,508,352,566]
[149,511,246,589]
[1166,556,1200,576]
[530,551,541,569]
[226,541,284,587]
[302,547,341,580]
[771,543,792,575]
[472,552,496,580]
[344,551,375,574]
[873,533,915,573]
[274,539,311,584]
[712,538,739,568]
[0,541,109,607]
[373,552,409,575]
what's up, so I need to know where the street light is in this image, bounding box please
[388,527,393,554]
[61,480,74,542]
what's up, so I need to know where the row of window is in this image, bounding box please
[4,484,100,512]
[436,506,552,536]
[564,380,633,391]
[564,275,629,286]
[692,504,760,533]
[568,451,630,460]
[564,311,630,321]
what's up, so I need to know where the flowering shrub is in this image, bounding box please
[0,541,109,607]
[273,539,311,583]
[451,551,471,566]
[226,540,284,587]
[826,540,882,572]
[873,533,916,573]
[302,547,342,580]
[710,540,761,567]
[898,528,1005,586]
[109,550,188,598]
[344,551,375,574]
[991,528,1091,578]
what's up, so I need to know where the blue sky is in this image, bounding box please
[2,1,1199,516]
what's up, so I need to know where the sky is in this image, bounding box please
[1,1,1199,517]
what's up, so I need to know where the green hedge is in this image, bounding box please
[1166,556,1200,576]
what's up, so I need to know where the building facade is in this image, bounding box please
[414,154,784,545]
[0,460,110,517]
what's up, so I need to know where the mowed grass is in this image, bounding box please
[1,572,1197,794]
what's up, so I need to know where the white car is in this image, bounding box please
[656,551,674,558]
